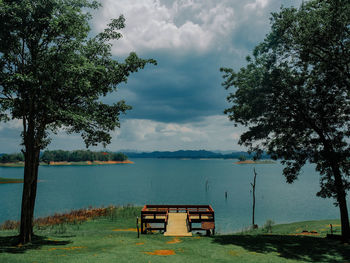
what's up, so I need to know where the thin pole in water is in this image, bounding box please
[251,168,257,227]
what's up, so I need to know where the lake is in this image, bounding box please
[0,158,348,233]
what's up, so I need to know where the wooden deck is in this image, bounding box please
[140,204,215,235]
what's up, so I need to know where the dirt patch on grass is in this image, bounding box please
[293,231,319,236]
[48,246,86,251]
[112,228,137,232]
[166,238,181,244]
[144,250,176,255]
[228,250,240,256]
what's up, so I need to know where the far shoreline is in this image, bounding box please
[235,159,276,164]
[0,160,134,168]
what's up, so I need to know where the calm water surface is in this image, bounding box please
[0,159,348,233]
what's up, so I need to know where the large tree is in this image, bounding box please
[0,0,156,244]
[222,0,350,240]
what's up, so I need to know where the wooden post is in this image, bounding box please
[251,168,257,227]
[141,217,144,234]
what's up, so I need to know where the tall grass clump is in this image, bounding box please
[107,205,139,221]
[0,205,141,231]
[263,219,275,233]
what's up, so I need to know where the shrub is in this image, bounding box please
[263,219,275,233]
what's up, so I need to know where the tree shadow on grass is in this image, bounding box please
[0,235,71,254]
[212,234,350,262]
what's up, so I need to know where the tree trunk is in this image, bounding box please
[331,164,350,241]
[318,135,350,241]
[19,141,40,244]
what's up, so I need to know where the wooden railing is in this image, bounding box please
[186,210,192,232]
[164,211,169,232]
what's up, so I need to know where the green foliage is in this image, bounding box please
[0,153,24,163]
[0,0,156,150]
[0,0,156,243]
[222,0,350,200]
[238,155,247,162]
[40,150,128,162]
[263,219,275,233]
[222,0,350,238]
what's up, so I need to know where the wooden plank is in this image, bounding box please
[164,213,192,237]
[202,222,215,230]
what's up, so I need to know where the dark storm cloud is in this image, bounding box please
[107,50,231,123]
[98,0,303,124]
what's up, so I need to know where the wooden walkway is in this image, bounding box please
[140,205,215,235]
[164,213,192,237]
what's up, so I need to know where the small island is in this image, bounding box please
[0,177,24,184]
[0,150,133,167]
[234,155,276,164]
[235,160,276,164]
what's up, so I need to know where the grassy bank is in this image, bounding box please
[0,207,349,263]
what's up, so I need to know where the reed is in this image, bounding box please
[0,206,116,230]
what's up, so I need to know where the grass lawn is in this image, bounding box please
[0,207,349,263]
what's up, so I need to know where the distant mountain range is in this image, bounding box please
[123,150,270,159]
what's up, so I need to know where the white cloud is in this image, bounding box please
[230,133,240,140]
[245,0,270,10]
[0,116,246,153]
[0,119,22,131]
[93,0,236,55]
[40,115,246,152]
[106,115,246,151]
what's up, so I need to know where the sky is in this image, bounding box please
[0,0,302,153]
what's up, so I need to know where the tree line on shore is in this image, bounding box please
[125,150,270,159]
[0,150,128,163]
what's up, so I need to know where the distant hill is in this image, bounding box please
[124,150,270,159]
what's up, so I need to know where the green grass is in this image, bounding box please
[0,207,349,263]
